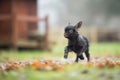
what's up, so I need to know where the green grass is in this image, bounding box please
[0,42,119,61]
[90,42,120,56]
[0,42,120,80]
[1,64,120,80]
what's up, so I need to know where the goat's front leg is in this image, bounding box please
[64,46,69,59]
[75,54,79,62]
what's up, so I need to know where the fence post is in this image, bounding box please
[11,0,17,50]
[44,16,49,49]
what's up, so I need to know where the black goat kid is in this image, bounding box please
[64,21,90,62]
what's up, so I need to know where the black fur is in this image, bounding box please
[64,21,90,62]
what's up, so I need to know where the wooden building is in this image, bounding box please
[0,0,49,50]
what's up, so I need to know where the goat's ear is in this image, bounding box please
[74,21,82,29]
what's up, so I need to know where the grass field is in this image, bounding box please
[0,42,120,80]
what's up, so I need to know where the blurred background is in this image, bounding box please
[0,0,120,50]
[39,0,120,44]
[0,0,120,80]
[40,0,120,27]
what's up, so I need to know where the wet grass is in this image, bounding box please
[0,42,120,61]
[0,42,120,80]
[1,63,120,80]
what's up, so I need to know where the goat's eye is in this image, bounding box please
[69,30,73,33]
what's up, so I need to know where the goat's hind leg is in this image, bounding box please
[75,54,79,62]
[85,48,90,62]
[79,54,84,60]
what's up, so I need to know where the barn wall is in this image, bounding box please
[15,0,37,39]
[0,0,11,14]
[0,0,48,49]
[0,0,13,44]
